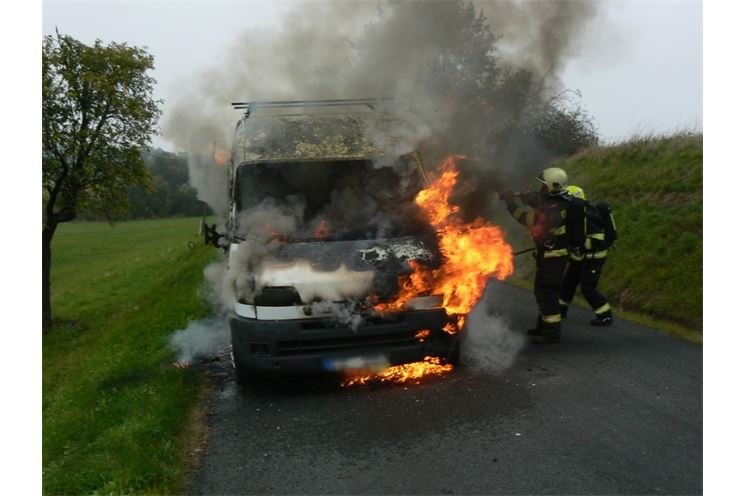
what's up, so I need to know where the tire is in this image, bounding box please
[443,333,461,367]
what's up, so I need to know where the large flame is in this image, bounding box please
[344,155,514,388]
[375,155,514,327]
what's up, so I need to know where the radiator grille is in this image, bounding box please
[277,329,422,356]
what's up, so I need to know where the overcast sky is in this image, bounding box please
[41,0,702,150]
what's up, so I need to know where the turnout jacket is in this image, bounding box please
[507,193,586,259]
[581,201,616,259]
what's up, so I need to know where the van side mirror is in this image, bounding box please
[203,223,224,248]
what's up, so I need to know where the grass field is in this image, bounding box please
[43,217,217,494]
[494,133,703,340]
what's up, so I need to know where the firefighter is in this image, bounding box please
[501,167,586,344]
[559,185,615,326]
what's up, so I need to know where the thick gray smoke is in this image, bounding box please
[222,156,432,305]
[169,315,229,363]
[169,262,230,363]
[474,0,599,80]
[224,198,305,305]
[162,0,599,216]
[462,291,525,373]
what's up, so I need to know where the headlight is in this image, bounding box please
[405,294,444,310]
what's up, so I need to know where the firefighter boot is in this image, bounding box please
[590,310,613,327]
[560,303,569,318]
[529,321,561,344]
[526,316,543,337]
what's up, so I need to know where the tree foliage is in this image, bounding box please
[412,2,598,169]
[125,150,206,219]
[408,1,598,217]
[42,31,162,225]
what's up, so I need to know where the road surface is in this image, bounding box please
[189,282,702,495]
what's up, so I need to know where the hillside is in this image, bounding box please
[496,133,703,337]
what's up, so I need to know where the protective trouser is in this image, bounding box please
[534,254,568,325]
[560,258,611,314]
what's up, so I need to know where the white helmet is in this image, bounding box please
[537,167,568,195]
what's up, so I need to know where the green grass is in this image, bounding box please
[496,132,703,340]
[43,217,217,494]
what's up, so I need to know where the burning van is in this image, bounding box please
[216,99,462,384]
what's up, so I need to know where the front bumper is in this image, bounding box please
[229,308,458,374]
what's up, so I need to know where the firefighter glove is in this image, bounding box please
[500,190,515,204]
[521,190,540,207]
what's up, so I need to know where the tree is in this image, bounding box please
[396,1,598,218]
[421,2,598,166]
[124,150,205,219]
[42,31,161,329]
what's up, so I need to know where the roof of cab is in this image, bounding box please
[231,100,416,163]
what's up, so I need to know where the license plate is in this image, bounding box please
[323,355,390,372]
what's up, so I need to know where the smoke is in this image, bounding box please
[474,0,599,79]
[169,261,230,363]
[202,261,228,311]
[462,291,525,373]
[162,0,600,215]
[311,300,364,331]
[222,158,432,304]
[224,198,305,304]
[169,315,229,363]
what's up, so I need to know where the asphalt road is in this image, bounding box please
[188,282,702,495]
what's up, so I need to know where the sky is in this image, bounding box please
[40,0,703,150]
[560,0,702,140]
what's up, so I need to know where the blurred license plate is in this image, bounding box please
[323,355,389,372]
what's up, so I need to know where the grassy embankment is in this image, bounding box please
[497,133,703,342]
[43,217,217,494]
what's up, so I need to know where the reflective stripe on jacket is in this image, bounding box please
[584,203,611,257]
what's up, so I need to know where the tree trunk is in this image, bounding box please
[42,223,57,330]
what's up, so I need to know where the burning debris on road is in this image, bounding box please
[341,355,454,388]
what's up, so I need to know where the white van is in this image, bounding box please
[217,100,460,383]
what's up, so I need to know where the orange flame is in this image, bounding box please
[376,155,514,330]
[261,223,289,243]
[213,147,229,166]
[340,156,512,387]
[444,321,459,335]
[341,356,453,387]
[314,219,331,238]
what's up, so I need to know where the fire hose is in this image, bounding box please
[512,246,535,256]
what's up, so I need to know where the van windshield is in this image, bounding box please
[235,157,431,241]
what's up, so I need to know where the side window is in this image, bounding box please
[232,120,244,165]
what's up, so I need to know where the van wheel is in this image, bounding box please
[443,334,461,367]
